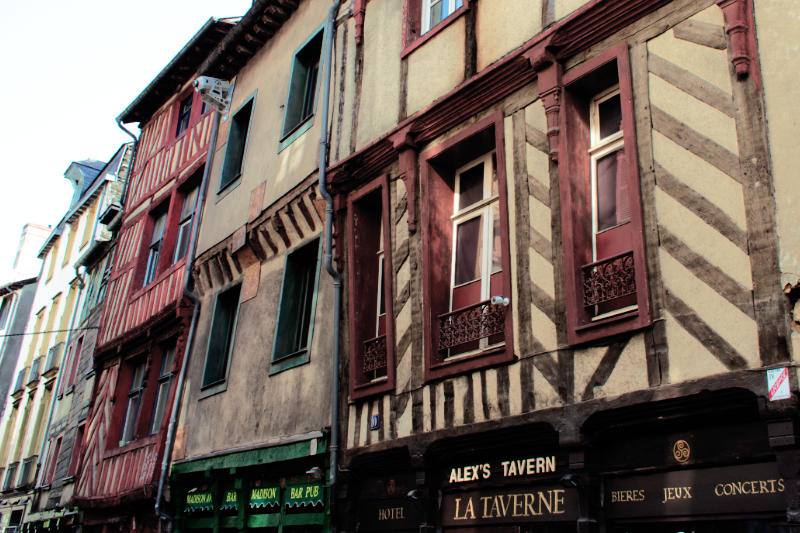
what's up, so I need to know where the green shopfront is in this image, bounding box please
[172,436,329,532]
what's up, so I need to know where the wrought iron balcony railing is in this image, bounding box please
[438,299,505,351]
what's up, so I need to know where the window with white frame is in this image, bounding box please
[422,0,463,34]
[149,345,175,434]
[120,361,146,445]
[588,85,635,320]
[448,152,503,357]
[143,212,167,286]
[173,185,199,264]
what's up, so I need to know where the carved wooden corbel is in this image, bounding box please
[717,0,751,79]
[524,39,563,161]
[390,125,419,233]
[353,0,366,45]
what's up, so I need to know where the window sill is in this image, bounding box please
[401,4,468,59]
[269,349,310,375]
[131,260,186,301]
[426,344,513,382]
[217,172,243,202]
[104,434,157,459]
[198,379,228,400]
[350,375,393,402]
[278,116,314,153]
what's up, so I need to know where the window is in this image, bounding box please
[149,345,175,434]
[347,178,395,398]
[173,185,199,264]
[420,114,513,380]
[281,31,323,140]
[202,284,241,389]
[403,0,466,51]
[421,0,463,34]
[43,435,62,485]
[557,43,651,344]
[66,336,83,390]
[97,252,113,303]
[3,463,17,491]
[143,211,167,286]
[175,93,193,137]
[219,98,253,191]
[0,297,10,330]
[120,360,146,445]
[271,238,321,373]
[67,423,85,477]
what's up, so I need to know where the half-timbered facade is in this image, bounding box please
[168,2,339,531]
[0,160,105,531]
[325,0,800,530]
[72,20,234,532]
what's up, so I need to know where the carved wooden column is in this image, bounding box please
[390,125,419,234]
[717,0,752,79]
[524,39,563,161]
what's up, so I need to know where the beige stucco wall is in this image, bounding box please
[476,0,542,71]
[406,17,466,117]
[197,0,335,256]
[755,1,800,362]
[183,242,333,457]
[355,0,403,152]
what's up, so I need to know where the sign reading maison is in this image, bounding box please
[448,455,557,484]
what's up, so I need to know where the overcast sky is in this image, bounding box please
[0,0,252,281]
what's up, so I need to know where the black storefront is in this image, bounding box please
[346,388,798,532]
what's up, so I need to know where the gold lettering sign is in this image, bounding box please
[186,492,212,505]
[377,506,406,521]
[672,440,690,463]
[714,478,784,497]
[453,489,566,520]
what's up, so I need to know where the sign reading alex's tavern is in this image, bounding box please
[441,486,579,526]
[447,455,557,484]
[606,463,785,518]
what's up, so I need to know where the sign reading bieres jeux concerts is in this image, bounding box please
[606,462,785,518]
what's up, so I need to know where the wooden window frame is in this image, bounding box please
[219,94,255,192]
[149,343,176,435]
[172,179,201,265]
[67,422,85,478]
[270,238,323,375]
[402,0,469,58]
[174,92,194,138]
[43,434,62,486]
[200,283,242,397]
[558,43,651,345]
[347,176,396,399]
[280,29,324,147]
[420,112,514,381]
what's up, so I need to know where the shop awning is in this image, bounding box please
[219,489,239,511]
[185,490,213,512]
[286,484,324,508]
[249,486,281,509]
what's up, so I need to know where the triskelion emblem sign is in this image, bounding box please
[673,440,690,463]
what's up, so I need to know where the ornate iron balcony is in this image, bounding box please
[438,299,505,351]
[582,251,636,308]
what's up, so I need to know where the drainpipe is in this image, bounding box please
[33,267,86,491]
[317,0,343,530]
[155,106,222,532]
[116,119,139,208]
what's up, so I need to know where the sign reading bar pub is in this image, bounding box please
[441,486,579,526]
[606,463,785,518]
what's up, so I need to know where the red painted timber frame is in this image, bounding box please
[347,175,397,399]
[420,111,514,381]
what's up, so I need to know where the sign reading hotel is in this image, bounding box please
[606,463,785,518]
[448,455,557,484]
